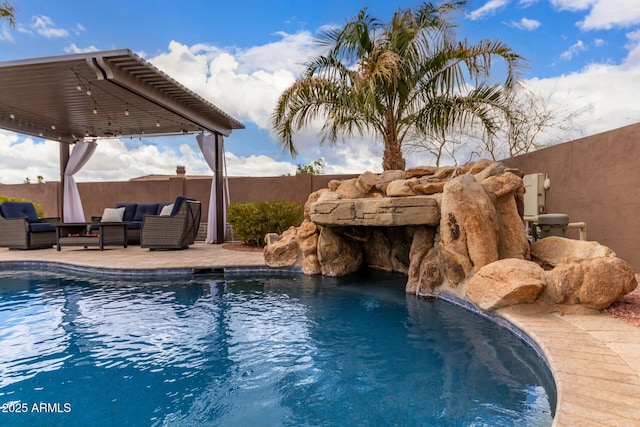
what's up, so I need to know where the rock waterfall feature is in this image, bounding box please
[264,160,637,312]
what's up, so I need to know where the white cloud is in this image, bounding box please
[594,38,606,47]
[64,43,99,54]
[550,0,640,30]
[31,16,69,38]
[0,24,13,42]
[518,0,540,6]
[0,132,61,183]
[526,38,640,138]
[511,17,541,30]
[579,0,640,30]
[560,40,586,60]
[225,153,296,176]
[468,0,511,20]
[148,34,318,130]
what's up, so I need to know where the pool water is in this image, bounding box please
[0,269,555,426]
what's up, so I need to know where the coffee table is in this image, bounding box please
[55,222,129,251]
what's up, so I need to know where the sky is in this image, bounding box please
[1,0,640,183]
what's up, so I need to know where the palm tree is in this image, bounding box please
[1,1,16,27]
[272,1,525,170]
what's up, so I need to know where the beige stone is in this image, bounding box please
[355,171,379,194]
[301,254,322,275]
[365,229,393,272]
[531,236,616,269]
[440,174,500,285]
[416,246,444,298]
[473,162,506,182]
[336,178,367,199]
[304,189,328,220]
[482,172,524,198]
[543,257,638,309]
[468,159,493,175]
[328,180,342,192]
[386,179,418,197]
[466,259,546,311]
[434,166,456,179]
[317,227,363,276]
[404,166,437,179]
[263,227,300,268]
[375,170,406,194]
[406,226,436,294]
[297,220,319,257]
[496,194,530,260]
[413,181,446,195]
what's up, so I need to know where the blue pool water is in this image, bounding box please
[0,269,555,426]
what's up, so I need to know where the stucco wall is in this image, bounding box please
[503,122,640,270]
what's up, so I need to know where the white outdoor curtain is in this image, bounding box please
[63,140,97,222]
[196,132,225,244]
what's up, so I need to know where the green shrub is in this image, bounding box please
[228,200,303,247]
[0,196,46,217]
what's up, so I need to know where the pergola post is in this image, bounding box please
[213,133,225,243]
[59,142,70,219]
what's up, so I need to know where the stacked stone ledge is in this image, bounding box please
[263,159,637,312]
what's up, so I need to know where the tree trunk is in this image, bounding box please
[382,141,406,170]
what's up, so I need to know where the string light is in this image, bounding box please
[51,124,56,130]
[124,107,129,116]
[156,120,160,127]
[9,113,15,120]
[76,84,82,91]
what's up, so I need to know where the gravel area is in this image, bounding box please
[603,282,640,327]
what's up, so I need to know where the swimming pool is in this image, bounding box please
[0,268,555,426]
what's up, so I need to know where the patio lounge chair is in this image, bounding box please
[140,200,201,250]
[0,202,58,249]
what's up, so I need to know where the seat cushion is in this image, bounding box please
[1,202,40,222]
[159,204,174,216]
[115,203,137,222]
[133,204,160,221]
[28,222,56,233]
[101,207,125,222]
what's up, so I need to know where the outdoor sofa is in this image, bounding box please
[95,196,195,244]
[0,201,58,249]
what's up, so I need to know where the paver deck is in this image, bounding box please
[1,243,639,426]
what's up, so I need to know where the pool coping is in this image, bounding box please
[1,246,640,426]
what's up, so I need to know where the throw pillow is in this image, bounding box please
[101,207,125,222]
[159,204,174,216]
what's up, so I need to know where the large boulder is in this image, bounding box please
[466,259,547,311]
[531,236,616,269]
[542,256,637,309]
[440,174,500,285]
[406,226,436,294]
[495,194,530,260]
[317,227,363,276]
[297,220,321,275]
[263,227,300,268]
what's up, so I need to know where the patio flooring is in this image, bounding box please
[1,243,639,426]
